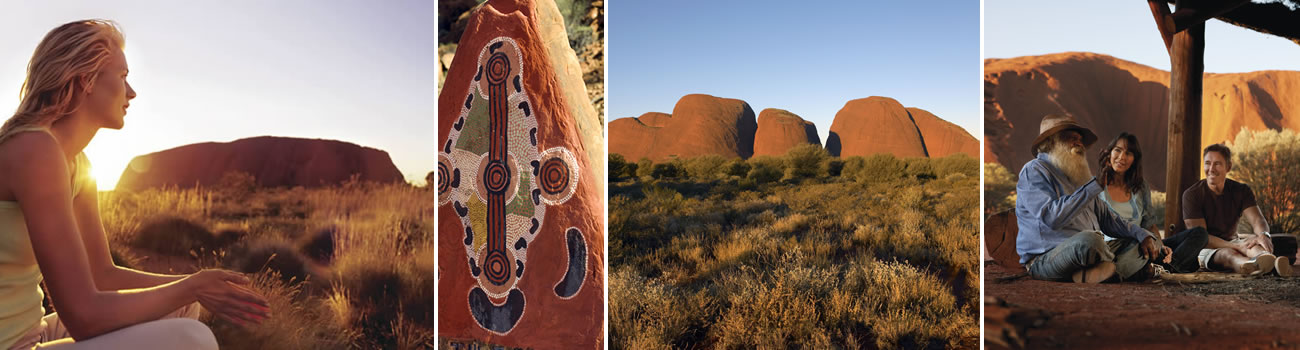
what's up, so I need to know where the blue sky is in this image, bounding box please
[608,0,981,143]
[0,1,436,189]
[985,0,1300,73]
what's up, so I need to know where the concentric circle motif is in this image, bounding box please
[474,153,520,204]
[539,158,569,195]
[486,53,510,84]
[437,153,456,206]
[537,147,580,205]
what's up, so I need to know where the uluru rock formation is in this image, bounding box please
[436,0,604,348]
[752,108,820,157]
[985,52,1300,191]
[909,107,980,159]
[607,94,756,161]
[114,136,402,191]
[826,97,929,158]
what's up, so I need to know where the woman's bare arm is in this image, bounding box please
[72,177,185,290]
[11,133,202,339]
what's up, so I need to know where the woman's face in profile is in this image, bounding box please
[83,48,136,129]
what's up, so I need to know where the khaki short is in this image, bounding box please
[1197,234,1259,271]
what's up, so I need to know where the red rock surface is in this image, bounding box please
[752,108,820,157]
[608,94,756,161]
[436,0,604,348]
[115,136,403,191]
[985,52,1300,191]
[909,107,979,159]
[826,96,928,158]
[607,113,664,162]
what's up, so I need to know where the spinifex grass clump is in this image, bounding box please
[610,148,980,349]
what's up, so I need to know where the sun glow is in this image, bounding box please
[85,149,132,191]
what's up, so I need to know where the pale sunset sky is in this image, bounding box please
[0,1,436,189]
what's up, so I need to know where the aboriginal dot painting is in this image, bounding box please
[437,36,586,335]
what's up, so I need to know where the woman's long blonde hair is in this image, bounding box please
[0,19,123,144]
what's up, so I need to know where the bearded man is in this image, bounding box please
[1014,114,1163,283]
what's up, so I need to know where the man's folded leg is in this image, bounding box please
[1028,231,1116,283]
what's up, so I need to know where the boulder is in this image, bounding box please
[753,108,820,157]
[909,107,979,159]
[826,96,928,158]
[607,94,756,161]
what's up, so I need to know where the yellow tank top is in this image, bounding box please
[0,128,92,350]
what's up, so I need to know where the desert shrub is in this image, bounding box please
[746,156,784,184]
[225,239,314,287]
[1228,128,1300,234]
[215,171,258,199]
[823,158,845,177]
[651,161,685,179]
[423,171,435,190]
[932,154,978,178]
[720,159,751,179]
[129,216,216,256]
[984,162,1018,217]
[783,144,829,180]
[297,226,338,265]
[902,157,937,180]
[683,155,727,180]
[636,158,654,178]
[330,251,437,348]
[851,153,905,183]
[610,153,636,181]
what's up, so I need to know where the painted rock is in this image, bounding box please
[908,107,978,159]
[752,108,821,157]
[607,94,756,161]
[826,96,928,158]
[436,0,604,348]
[116,136,403,191]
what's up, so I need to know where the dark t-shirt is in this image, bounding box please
[1182,178,1258,240]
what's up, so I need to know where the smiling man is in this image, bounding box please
[1015,114,1163,283]
[1183,144,1290,276]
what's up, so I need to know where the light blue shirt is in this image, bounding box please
[1015,153,1156,264]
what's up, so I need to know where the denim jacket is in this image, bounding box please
[1100,181,1160,231]
[1014,153,1156,264]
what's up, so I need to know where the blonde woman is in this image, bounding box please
[0,20,269,349]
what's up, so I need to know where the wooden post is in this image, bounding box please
[1165,0,1206,234]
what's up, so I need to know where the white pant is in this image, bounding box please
[10,303,217,350]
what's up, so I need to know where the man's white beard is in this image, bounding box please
[1046,142,1092,189]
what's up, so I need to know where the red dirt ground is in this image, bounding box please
[985,262,1300,349]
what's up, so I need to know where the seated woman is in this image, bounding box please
[0,20,269,349]
[1096,132,1208,275]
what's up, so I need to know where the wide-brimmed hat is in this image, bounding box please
[1031,114,1097,154]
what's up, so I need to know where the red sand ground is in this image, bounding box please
[985,263,1300,349]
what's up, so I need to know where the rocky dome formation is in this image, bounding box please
[115,136,402,191]
[908,107,980,159]
[752,108,820,157]
[985,52,1300,191]
[826,97,929,158]
[607,94,756,161]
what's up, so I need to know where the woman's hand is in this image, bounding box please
[183,270,271,327]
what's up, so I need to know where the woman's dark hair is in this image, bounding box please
[1097,132,1145,194]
